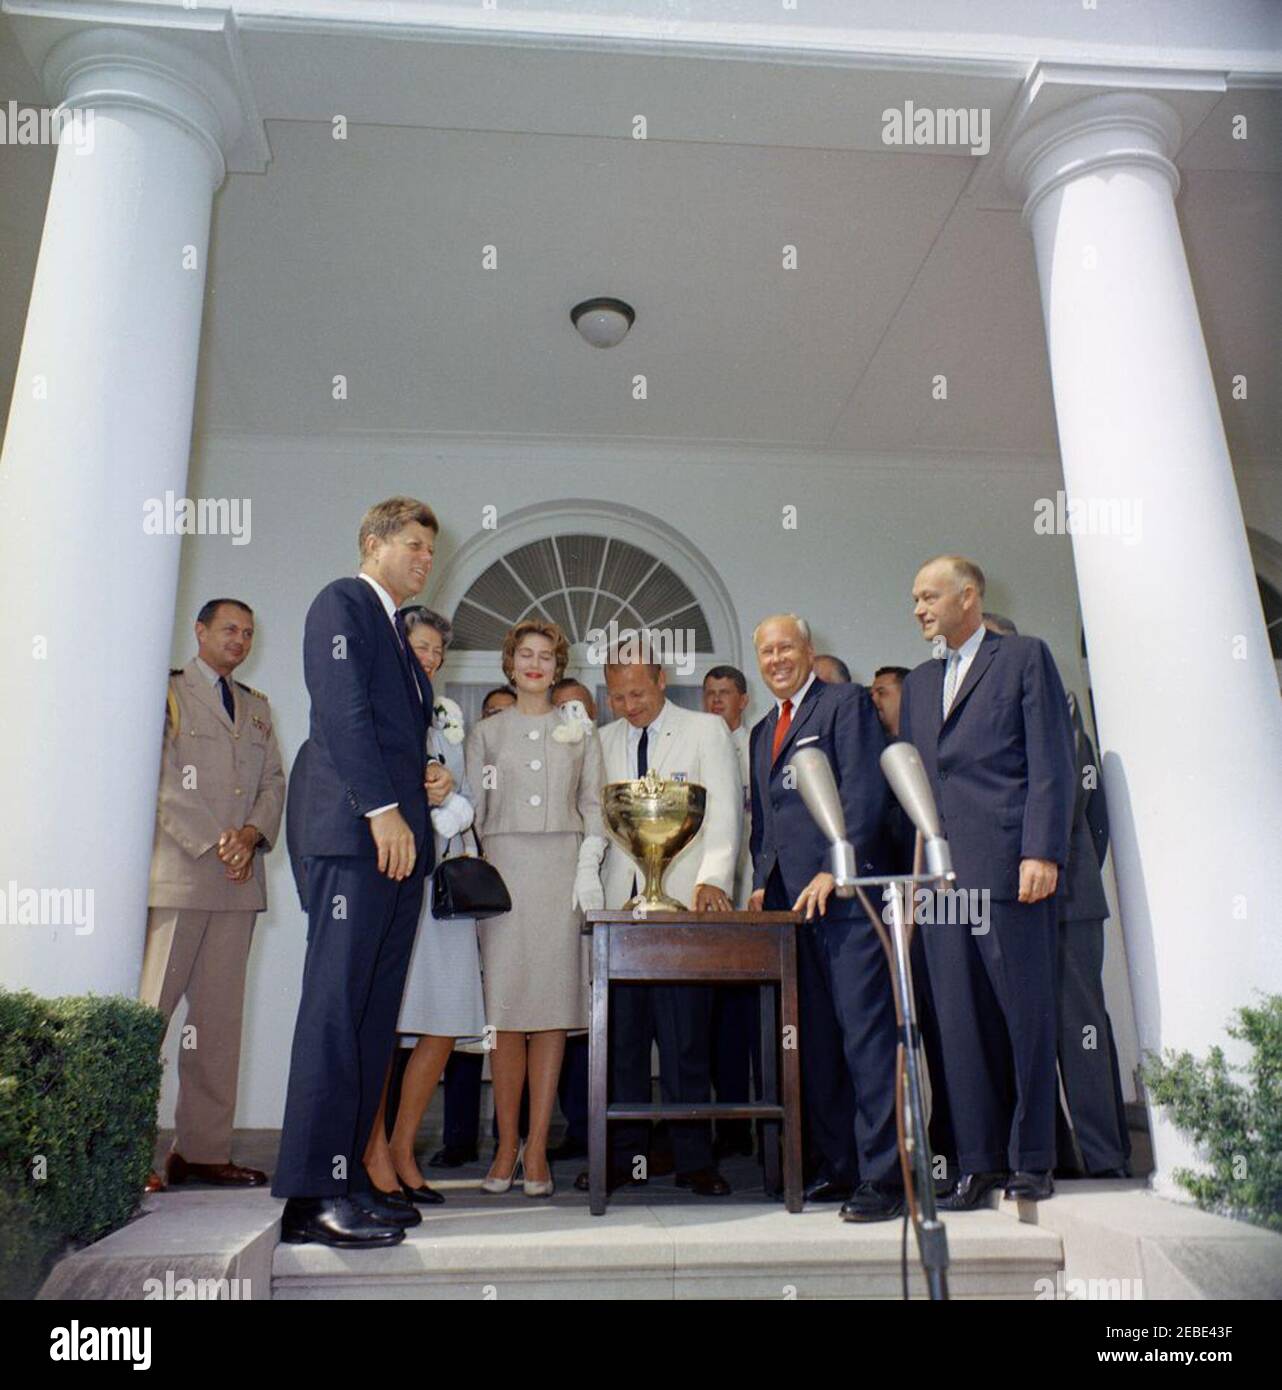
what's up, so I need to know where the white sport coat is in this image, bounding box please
[599,700,742,910]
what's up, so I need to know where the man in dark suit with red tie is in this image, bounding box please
[747,615,901,1222]
[273,497,442,1248]
[899,556,1075,1208]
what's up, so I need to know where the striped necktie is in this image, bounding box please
[942,650,961,718]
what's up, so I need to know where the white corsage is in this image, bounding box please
[433,696,466,744]
[552,698,594,743]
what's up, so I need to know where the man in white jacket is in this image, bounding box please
[575,656,741,1197]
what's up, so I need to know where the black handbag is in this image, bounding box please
[431,825,511,921]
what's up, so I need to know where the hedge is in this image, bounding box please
[0,989,164,1299]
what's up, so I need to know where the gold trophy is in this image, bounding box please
[602,769,706,913]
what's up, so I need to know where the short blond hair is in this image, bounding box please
[501,619,570,684]
[358,496,438,559]
[925,555,986,597]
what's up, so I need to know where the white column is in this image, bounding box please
[0,28,241,997]
[1007,93,1282,1194]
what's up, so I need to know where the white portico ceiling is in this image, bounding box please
[0,4,1279,458]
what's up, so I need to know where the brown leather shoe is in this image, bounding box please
[144,1170,166,1194]
[675,1167,731,1197]
[166,1153,267,1187]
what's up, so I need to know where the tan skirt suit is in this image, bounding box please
[464,707,606,1031]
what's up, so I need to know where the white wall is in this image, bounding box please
[161,429,1155,1127]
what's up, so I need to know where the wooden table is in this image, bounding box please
[583,909,803,1216]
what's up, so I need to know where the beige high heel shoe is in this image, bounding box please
[480,1140,525,1195]
[523,1151,555,1199]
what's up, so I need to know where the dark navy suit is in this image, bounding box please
[273,576,435,1199]
[1055,719,1131,1173]
[750,678,899,1187]
[899,630,1075,1173]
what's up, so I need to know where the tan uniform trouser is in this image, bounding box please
[140,908,256,1164]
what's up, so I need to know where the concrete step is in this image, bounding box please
[272,1179,1062,1300]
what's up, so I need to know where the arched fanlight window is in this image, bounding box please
[450,533,714,653]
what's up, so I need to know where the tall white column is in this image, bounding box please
[0,28,241,997]
[1007,93,1282,1194]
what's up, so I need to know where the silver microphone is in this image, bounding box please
[789,746,858,893]
[880,742,954,882]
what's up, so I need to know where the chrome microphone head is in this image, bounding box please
[791,746,858,889]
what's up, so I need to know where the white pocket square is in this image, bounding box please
[795,735,820,747]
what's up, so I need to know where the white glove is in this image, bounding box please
[571,835,607,911]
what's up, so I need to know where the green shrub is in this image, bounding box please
[1143,995,1282,1232]
[0,989,164,1299]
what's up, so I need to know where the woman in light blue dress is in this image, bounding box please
[363,608,485,1204]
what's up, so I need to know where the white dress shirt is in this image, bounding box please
[626,700,669,776]
[776,669,818,719]
[943,622,987,716]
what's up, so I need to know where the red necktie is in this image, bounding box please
[772,698,793,763]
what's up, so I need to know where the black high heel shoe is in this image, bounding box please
[400,1179,446,1205]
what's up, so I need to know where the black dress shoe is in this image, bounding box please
[356,1188,422,1226]
[280,1197,405,1249]
[428,1145,478,1168]
[550,1136,588,1162]
[400,1180,446,1205]
[573,1167,646,1193]
[839,1182,905,1223]
[938,1171,1007,1211]
[1004,1170,1054,1201]
[804,1177,853,1204]
[675,1167,731,1196]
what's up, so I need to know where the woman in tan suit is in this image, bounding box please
[464,620,606,1196]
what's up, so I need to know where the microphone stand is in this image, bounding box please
[838,841,952,1303]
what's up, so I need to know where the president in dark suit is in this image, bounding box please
[747,615,901,1223]
[899,556,1075,1207]
[273,497,440,1248]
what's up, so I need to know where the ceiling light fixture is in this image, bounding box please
[570,297,635,349]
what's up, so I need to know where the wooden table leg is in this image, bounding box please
[780,927,804,1213]
[588,923,610,1215]
[759,979,781,1199]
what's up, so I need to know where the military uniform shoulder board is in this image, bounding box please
[165,681,180,737]
[235,680,267,701]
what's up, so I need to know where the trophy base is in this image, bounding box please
[622,893,687,914]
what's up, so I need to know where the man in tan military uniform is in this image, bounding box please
[141,598,285,1191]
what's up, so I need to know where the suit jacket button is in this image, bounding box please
[529,794,542,807]
[530,759,542,770]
